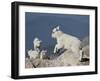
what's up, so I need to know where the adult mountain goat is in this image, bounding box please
[52,26,82,61]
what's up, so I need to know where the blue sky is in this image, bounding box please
[25,12,89,51]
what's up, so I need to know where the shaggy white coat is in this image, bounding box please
[52,26,82,60]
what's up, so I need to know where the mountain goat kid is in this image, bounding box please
[28,49,40,59]
[33,37,42,53]
[28,37,42,59]
[40,50,48,59]
[52,26,82,61]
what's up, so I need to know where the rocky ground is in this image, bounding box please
[25,37,89,68]
[25,45,89,68]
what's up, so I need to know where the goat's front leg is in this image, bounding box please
[79,49,84,61]
[54,44,63,54]
[54,44,58,54]
[53,45,57,54]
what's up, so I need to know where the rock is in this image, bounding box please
[25,58,33,68]
[56,50,79,66]
[26,50,80,68]
[79,45,89,65]
[25,45,90,68]
[81,36,89,48]
[82,45,89,58]
[30,58,41,67]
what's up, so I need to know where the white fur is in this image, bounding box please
[27,37,42,59]
[79,50,83,61]
[33,37,42,52]
[54,43,63,53]
[52,26,82,60]
[28,49,40,59]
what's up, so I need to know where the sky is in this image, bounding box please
[25,12,89,51]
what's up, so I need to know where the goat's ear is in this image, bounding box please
[56,26,60,30]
